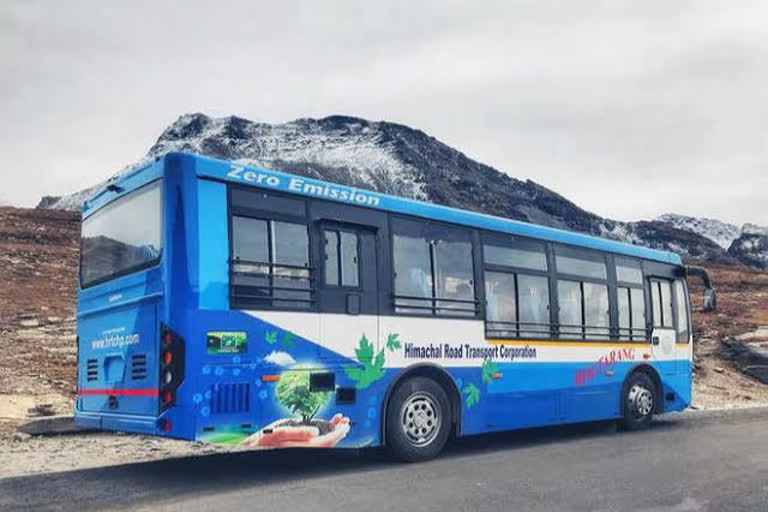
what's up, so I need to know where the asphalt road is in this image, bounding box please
[2,407,768,512]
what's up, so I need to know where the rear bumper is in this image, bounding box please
[74,409,159,435]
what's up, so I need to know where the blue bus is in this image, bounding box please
[75,152,715,461]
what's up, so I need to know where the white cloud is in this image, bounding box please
[264,351,296,367]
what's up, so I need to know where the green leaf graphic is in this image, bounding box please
[481,359,499,386]
[344,334,387,390]
[373,348,385,371]
[265,331,278,345]
[355,334,374,365]
[343,366,362,380]
[463,383,480,409]
[280,332,295,349]
[386,333,401,352]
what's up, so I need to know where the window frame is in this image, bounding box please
[615,256,648,343]
[481,232,552,339]
[389,215,479,319]
[556,278,612,341]
[228,186,315,312]
[674,278,692,344]
[79,179,165,289]
[555,245,609,281]
[482,233,549,273]
[650,278,675,329]
[552,244,613,342]
[616,285,648,342]
[321,225,362,290]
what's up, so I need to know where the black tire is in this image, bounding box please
[385,377,452,462]
[619,371,657,431]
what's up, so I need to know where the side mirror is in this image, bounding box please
[686,265,717,313]
[703,288,717,313]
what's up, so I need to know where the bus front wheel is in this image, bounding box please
[385,377,451,462]
[619,371,656,431]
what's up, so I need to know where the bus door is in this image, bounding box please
[649,278,676,375]
[316,222,379,365]
[673,278,692,375]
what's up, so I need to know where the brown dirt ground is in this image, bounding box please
[0,207,79,439]
[688,262,768,408]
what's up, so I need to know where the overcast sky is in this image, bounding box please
[1,1,766,225]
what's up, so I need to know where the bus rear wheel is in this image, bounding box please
[619,371,656,431]
[385,376,451,462]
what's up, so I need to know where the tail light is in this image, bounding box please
[159,324,185,413]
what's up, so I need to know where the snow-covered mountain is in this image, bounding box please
[654,214,742,250]
[743,223,768,237]
[729,234,768,269]
[41,113,748,266]
[653,213,768,269]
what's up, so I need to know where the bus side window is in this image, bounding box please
[517,274,549,338]
[485,271,517,338]
[650,279,674,328]
[392,218,476,317]
[674,279,690,343]
[554,246,610,340]
[660,280,673,328]
[557,280,583,339]
[323,229,359,288]
[230,216,312,310]
[482,236,550,339]
[616,258,646,342]
[433,238,475,316]
[583,282,610,339]
[393,232,433,309]
[618,287,646,342]
[340,232,359,287]
[324,230,340,285]
[232,216,268,262]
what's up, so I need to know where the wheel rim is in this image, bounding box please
[400,392,441,447]
[628,383,654,419]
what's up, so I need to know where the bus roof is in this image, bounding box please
[88,152,683,266]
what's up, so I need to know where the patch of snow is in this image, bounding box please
[655,213,741,249]
[598,221,644,246]
[742,223,768,236]
[45,114,428,210]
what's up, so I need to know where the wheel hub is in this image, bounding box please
[401,392,441,447]
[628,384,654,418]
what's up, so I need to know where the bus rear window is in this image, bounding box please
[80,181,163,287]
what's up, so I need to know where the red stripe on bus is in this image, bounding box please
[78,388,159,397]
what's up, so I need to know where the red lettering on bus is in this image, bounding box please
[574,347,638,386]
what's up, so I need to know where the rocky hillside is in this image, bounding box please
[0,207,79,327]
[729,234,768,270]
[40,113,742,266]
[0,207,79,433]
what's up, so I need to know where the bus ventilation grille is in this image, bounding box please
[131,354,148,380]
[86,359,98,382]
[210,383,250,414]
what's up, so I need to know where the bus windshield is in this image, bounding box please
[80,180,163,287]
